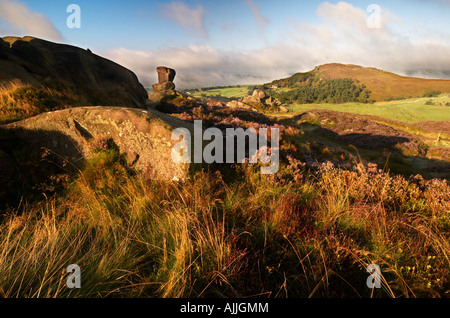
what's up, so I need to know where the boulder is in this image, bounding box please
[252,89,266,100]
[242,95,264,108]
[237,102,248,109]
[279,106,289,113]
[226,100,256,111]
[265,96,273,106]
[274,98,282,106]
[157,66,176,83]
[207,99,225,107]
[226,100,239,108]
[258,90,266,100]
[0,36,148,108]
[152,81,176,92]
[149,66,181,112]
[4,107,200,181]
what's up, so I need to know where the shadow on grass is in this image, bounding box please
[0,125,85,209]
[280,113,450,180]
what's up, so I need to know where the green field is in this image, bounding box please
[192,87,450,124]
[288,95,450,123]
[191,85,252,99]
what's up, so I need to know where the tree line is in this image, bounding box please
[263,73,374,104]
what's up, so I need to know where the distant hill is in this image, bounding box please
[266,63,450,102]
[0,36,148,118]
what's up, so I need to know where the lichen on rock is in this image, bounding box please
[4,106,200,181]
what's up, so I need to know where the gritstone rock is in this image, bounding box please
[0,36,148,107]
[157,66,176,83]
[152,66,177,93]
[152,81,176,92]
[4,107,200,181]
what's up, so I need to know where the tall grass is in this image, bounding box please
[0,81,77,124]
[0,144,448,298]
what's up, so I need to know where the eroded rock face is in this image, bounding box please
[253,89,266,100]
[4,107,198,181]
[152,66,176,93]
[148,66,188,112]
[226,100,257,111]
[152,81,176,92]
[0,36,148,107]
[227,89,285,112]
[157,66,176,83]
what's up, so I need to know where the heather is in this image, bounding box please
[0,106,448,298]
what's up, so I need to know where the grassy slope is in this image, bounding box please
[282,96,449,179]
[0,136,448,298]
[287,96,450,149]
[314,63,450,101]
[0,81,72,124]
[289,96,450,124]
[191,86,252,99]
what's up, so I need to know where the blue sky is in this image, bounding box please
[1,0,450,88]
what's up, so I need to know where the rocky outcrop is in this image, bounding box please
[152,81,176,92]
[226,100,257,111]
[3,107,199,181]
[0,36,148,107]
[253,89,266,100]
[148,66,198,113]
[152,66,176,93]
[157,66,176,83]
[279,106,289,113]
[226,89,285,112]
[207,99,226,108]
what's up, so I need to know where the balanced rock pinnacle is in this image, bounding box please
[152,66,176,92]
[157,66,176,83]
[153,81,175,91]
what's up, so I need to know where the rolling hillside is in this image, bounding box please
[267,63,450,102]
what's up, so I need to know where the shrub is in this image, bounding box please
[385,96,407,102]
[268,77,373,104]
[422,90,441,98]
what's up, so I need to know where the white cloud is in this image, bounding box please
[0,0,63,41]
[162,1,208,38]
[103,46,285,89]
[411,0,450,6]
[246,0,270,34]
[104,1,450,89]
[292,1,450,78]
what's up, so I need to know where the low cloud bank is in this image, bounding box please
[103,1,450,89]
